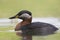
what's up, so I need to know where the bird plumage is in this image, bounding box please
[20,22,58,36]
[9,10,58,40]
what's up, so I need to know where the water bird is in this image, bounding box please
[9,10,58,40]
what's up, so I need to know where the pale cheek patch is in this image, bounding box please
[20,13,32,18]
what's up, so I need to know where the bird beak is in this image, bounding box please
[9,15,19,19]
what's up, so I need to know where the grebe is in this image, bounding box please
[9,10,58,40]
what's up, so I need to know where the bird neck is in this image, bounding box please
[21,17,32,25]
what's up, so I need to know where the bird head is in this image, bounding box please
[9,10,32,20]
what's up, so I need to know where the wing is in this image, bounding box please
[20,22,58,36]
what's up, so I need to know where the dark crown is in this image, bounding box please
[17,10,32,16]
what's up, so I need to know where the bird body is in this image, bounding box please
[20,22,58,36]
[9,10,58,40]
